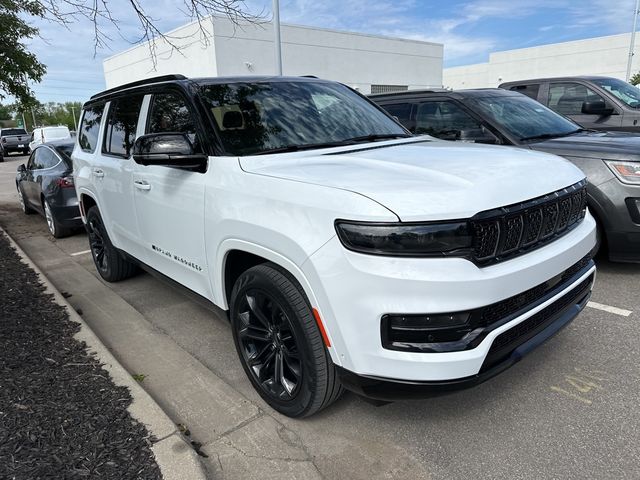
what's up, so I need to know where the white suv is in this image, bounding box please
[73,75,596,417]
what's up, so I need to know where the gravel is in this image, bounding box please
[0,231,162,480]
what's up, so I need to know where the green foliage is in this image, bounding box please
[0,103,12,120]
[0,1,47,106]
[630,73,640,86]
[32,101,82,130]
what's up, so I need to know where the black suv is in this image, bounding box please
[371,88,640,263]
[499,76,640,132]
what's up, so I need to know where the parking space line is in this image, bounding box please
[587,301,632,317]
[70,249,91,257]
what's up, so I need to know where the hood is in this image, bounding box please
[530,130,640,161]
[239,139,585,222]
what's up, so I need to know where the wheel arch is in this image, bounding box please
[216,240,338,362]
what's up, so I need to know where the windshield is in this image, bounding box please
[592,77,640,108]
[470,95,581,142]
[1,128,27,136]
[199,81,408,156]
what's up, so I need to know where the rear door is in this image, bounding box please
[547,81,623,130]
[98,94,146,257]
[132,89,210,298]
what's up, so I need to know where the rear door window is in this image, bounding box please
[79,104,105,153]
[32,148,57,169]
[548,83,604,115]
[413,100,484,139]
[508,84,540,100]
[381,103,414,131]
[103,95,144,157]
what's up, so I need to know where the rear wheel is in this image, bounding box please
[86,206,138,282]
[43,198,71,238]
[230,263,343,417]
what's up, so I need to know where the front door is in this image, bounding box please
[547,82,623,130]
[132,90,211,298]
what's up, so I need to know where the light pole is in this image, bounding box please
[273,0,283,75]
[71,105,78,131]
[626,0,640,82]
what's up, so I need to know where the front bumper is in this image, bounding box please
[336,265,593,400]
[303,212,596,382]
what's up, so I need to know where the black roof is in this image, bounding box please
[88,74,335,103]
[42,139,75,148]
[371,88,520,101]
[499,75,616,86]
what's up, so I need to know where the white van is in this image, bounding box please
[30,126,71,151]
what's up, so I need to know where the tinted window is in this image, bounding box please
[508,84,540,100]
[104,95,144,157]
[548,83,604,115]
[199,81,407,156]
[79,104,104,153]
[149,92,196,134]
[381,103,413,129]
[470,95,580,142]
[414,101,484,139]
[32,148,58,169]
[1,128,27,136]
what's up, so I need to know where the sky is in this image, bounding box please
[15,0,639,103]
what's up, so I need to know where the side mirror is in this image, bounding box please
[132,133,207,172]
[581,100,615,116]
[17,164,26,173]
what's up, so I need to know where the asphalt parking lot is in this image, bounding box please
[2,152,639,479]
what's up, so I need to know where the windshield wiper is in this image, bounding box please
[520,129,584,142]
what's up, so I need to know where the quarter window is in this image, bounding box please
[79,104,104,153]
[104,95,144,157]
[548,83,604,116]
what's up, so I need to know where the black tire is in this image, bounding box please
[17,185,34,214]
[43,198,71,238]
[86,206,138,282]
[230,263,343,418]
[22,149,29,155]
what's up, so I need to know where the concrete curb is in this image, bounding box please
[2,227,208,480]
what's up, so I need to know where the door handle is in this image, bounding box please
[134,180,151,191]
[93,168,104,178]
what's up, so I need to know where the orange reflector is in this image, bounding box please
[312,308,331,347]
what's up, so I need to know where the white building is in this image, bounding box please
[103,16,443,94]
[443,32,640,89]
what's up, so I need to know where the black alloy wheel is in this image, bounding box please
[86,206,137,282]
[230,263,343,417]
[236,289,303,400]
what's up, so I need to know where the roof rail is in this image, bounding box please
[90,74,188,100]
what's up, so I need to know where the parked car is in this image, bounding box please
[16,139,82,238]
[499,76,640,132]
[371,88,640,263]
[1,127,30,158]
[29,125,71,151]
[74,74,595,417]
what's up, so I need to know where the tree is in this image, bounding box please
[630,72,640,86]
[0,1,47,106]
[0,1,261,105]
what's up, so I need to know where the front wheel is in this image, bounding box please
[86,206,138,282]
[230,263,343,418]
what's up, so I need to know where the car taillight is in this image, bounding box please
[55,176,74,188]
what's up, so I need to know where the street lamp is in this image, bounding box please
[626,0,640,82]
[273,0,282,75]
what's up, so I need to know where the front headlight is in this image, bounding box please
[334,220,472,256]
[605,160,640,185]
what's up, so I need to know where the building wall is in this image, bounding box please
[103,16,443,93]
[443,33,640,89]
